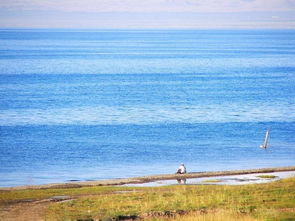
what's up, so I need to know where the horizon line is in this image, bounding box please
[1,27,295,31]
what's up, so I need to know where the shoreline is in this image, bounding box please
[1,165,295,191]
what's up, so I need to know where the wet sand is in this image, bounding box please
[1,166,295,190]
[125,170,295,187]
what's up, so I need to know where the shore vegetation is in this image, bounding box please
[0,177,294,220]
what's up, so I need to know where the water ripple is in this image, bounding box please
[1,104,294,126]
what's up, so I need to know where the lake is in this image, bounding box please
[0,29,294,187]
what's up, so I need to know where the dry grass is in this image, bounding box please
[158,210,258,221]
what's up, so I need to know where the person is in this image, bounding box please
[176,163,186,174]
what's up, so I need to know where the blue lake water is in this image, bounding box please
[0,29,295,187]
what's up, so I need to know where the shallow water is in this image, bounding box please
[124,171,295,187]
[0,29,295,187]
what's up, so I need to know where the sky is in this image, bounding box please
[0,0,295,29]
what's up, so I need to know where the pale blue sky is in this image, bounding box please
[1,0,295,29]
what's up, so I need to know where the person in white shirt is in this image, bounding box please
[176,163,186,174]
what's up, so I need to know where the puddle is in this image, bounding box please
[49,195,72,202]
[124,171,295,187]
[18,199,35,203]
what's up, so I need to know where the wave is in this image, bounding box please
[1,104,294,126]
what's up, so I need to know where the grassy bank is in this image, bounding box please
[1,177,295,220]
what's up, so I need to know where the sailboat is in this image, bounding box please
[260,129,270,149]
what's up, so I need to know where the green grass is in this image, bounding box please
[202,179,222,183]
[0,186,127,205]
[256,175,277,179]
[1,177,295,221]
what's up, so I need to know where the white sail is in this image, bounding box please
[260,129,270,149]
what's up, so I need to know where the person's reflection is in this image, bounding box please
[177,178,186,184]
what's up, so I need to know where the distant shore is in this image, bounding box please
[1,166,295,191]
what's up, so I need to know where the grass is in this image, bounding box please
[202,179,222,183]
[0,186,120,204]
[1,177,295,221]
[256,175,277,179]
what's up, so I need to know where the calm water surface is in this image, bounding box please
[0,29,295,187]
